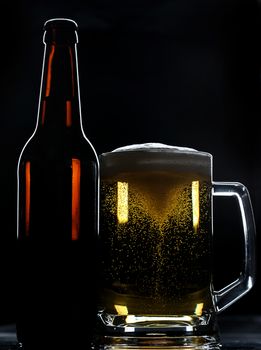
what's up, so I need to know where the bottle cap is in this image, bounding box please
[43,18,78,44]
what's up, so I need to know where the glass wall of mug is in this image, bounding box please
[94,143,256,349]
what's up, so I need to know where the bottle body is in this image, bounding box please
[16,136,99,347]
[16,19,99,348]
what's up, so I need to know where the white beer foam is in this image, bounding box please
[112,143,198,153]
[101,143,212,178]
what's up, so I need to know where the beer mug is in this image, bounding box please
[95,143,256,348]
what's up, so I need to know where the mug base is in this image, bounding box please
[92,312,221,349]
[91,335,221,349]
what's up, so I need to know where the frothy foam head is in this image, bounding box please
[100,143,212,179]
[112,143,198,153]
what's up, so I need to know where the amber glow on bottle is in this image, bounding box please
[68,47,75,97]
[71,158,81,240]
[25,161,31,237]
[66,100,72,127]
[45,45,55,97]
[41,100,46,125]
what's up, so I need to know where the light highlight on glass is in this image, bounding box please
[125,315,193,324]
[114,304,128,315]
[194,302,204,316]
[192,180,200,233]
[117,182,128,224]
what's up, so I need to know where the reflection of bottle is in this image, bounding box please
[16,18,99,348]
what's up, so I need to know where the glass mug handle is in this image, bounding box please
[212,181,256,313]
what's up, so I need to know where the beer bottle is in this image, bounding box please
[16,18,99,348]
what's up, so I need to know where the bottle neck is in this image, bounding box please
[36,42,82,132]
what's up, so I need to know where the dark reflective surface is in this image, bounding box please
[219,314,261,349]
[0,315,260,350]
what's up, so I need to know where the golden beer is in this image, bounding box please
[98,144,214,328]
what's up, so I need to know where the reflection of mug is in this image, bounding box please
[96,143,256,348]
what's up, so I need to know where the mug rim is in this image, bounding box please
[100,143,212,159]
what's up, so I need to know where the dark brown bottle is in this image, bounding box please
[16,18,99,348]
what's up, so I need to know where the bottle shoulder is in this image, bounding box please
[17,130,99,165]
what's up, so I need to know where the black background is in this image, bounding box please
[0,0,260,325]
